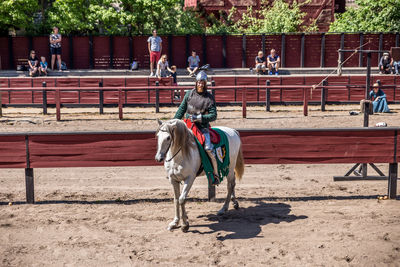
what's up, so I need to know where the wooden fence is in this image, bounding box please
[0,128,398,203]
[1,33,399,70]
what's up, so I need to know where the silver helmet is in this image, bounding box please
[196,71,207,81]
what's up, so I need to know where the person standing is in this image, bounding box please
[49,26,62,71]
[147,29,162,77]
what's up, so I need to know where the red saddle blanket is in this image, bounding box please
[184,119,220,145]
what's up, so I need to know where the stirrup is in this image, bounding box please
[212,174,221,185]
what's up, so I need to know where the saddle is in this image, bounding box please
[183,119,220,145]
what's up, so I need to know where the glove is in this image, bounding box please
[191,114,202,122]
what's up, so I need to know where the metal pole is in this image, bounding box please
[42,82,47,115]
[129,36,133,64]
[388,163,398,199]
[155,81,160,113]
[242,87,247,118]
[99,81,104,114]
[8,36,14,70]
[266,80,270,112]
[25,135,34,204]
[378,33,383,62]
[56,89,61,121]
[202,34,207,64]
[118,88,123,120]
[359,33,364,67]
[321,80,327,111]
[211,80,215,96]
[363,52,371,128]
[303,88,308,116]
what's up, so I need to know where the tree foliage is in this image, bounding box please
[0,0,40,34]
[329,0,400,32]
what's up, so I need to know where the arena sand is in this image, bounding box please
[1,105,399,266]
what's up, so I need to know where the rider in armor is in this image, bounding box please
[174,71,220,184]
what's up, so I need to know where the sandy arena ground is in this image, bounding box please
[1,104,400,266]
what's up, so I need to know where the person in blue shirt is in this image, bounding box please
[267,49,280,75]
[369,82,390,113]
[39,56,48,76]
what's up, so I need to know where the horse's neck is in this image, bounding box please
[168,129,197,165]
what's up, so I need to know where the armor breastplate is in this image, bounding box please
[186,89,214,115]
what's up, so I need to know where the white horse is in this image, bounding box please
[155,119,244,232]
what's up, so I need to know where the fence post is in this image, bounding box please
[168,35,173,64]
[359,32,363,67]
[8,36,14,70]
[55,89,61,121]
[25,136,34,204]
[242,34,246,68]
[202,34,207,64]
[266,80,271,112]
[303,87,308,116]
[42,82,47,115]
[378,33,383,62]
[155,81,160,113]
[242,87,247,118]
[321,80,327,111]
[262,33,266,55]
[320,33,325,68]
[211,80,215,97]
[339,33,344,69]
[300,33,305,68]
[89,34,94,69]
[281,33,285,68]
[118,88,123,120]
[129,36,133,64]
[396,32,399,47]
[99,81,104,114]
[69,35,74,69]
[388,163,397,199]
[109,35,114,69]
[186,34,190,61]
[222,34,227,68]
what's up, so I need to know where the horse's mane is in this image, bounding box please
[157,119,195,158]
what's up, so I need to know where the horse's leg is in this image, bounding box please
[168,179,181,231]
[231,176,239,209]
[217,172,235,215]
[179,175,196,232]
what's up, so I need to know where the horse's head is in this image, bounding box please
[155,119,179,162]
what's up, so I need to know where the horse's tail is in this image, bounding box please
[234,143,244,181]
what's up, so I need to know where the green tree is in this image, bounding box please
[119,0,204,35]
[205,0,316,34]
[0,0,40,34]
[329,0,400,32]
[46,0,125,35]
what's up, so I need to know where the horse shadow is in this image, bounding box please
[190,201,307,240]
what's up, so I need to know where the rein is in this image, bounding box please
[165,146,182,162]
[159,128,182,162]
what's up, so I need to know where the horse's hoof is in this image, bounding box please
[181,223,189,233]
[217,209,226,216]
[233,201,239,210]
[167,222,180,231]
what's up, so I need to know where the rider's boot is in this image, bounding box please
[206,149,220,185]
[202,128,220,185]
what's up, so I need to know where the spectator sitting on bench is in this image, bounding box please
[254,51,266,75]
[379,52,393,74]
[156,54,173,78]
[370,82,390,113]
[28,50,39,77]
[39,56,48,76]
[267,49,280,75]
[187,50,200,77]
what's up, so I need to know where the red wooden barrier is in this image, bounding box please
[0,136,26,168]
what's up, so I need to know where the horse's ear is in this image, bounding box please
[157,119,163,126]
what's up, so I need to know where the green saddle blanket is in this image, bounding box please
[195,128,230,186]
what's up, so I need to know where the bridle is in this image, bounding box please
[158,128,182,162]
